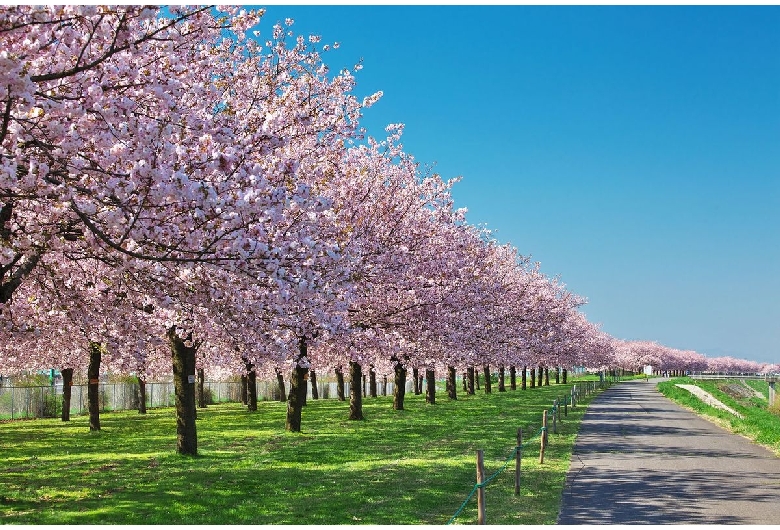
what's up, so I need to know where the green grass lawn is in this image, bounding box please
[657,377,780,456]
[0,378,609,525]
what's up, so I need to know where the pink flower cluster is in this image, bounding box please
[0,6,763,384]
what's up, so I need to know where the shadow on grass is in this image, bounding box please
[0,381,601,524]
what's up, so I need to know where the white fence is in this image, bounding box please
[0,379,414,420]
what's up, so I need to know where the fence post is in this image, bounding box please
[539,410,548,464]
[515,428,522,495]
[476,449,486,525]
[552,399,558,434]
[571,385,576,408]
[564,394,568,416]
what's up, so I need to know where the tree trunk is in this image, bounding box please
[446,366,457,400]
[138,377,147,414]
[425,369,436,404]
[475,368,480,390]
[412,368,421,395]
[467,366,475,395]
[555,367,560,384]
[246,362,257,412]
[285,337,309,432]
[562,368,568,384]
[382,375,388,396]
[369,366,377,398]
[349,361,364,420]
[309,370,319,400]
[335,367,345,401]
[538,366,543,387]
[240,374,248,405]
[197,368,206,408]
[87,342,101,431]
[168,327,197,455]
[393,359,407,410]
[483,365,491,394]
[61,368,73,421]
[275,369,286,402]
[509,366,516,391]
[498,365,506,392]
[522,365,527,390]
[462,372,468,392]
[544,367,549,386]
[530,367,536,388]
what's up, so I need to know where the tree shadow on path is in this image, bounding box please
[558,381,780,524]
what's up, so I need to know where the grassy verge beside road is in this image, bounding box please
[0,377,612,525]
[657,377,780,456]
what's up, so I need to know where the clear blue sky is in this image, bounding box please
[257,5,779,365]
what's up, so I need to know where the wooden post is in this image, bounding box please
[564,394,568,416]
[515,428,522,495]
[476,449,486,525]
[571,386,576,408]
[539,410,548,464]
[552,399,558,434]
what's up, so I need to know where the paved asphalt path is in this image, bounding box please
[557,378,780,524]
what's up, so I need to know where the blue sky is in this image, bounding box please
[257,5,779,365]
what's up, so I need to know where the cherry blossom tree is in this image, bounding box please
[6,5,771,458]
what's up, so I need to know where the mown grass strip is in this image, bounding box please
[0,377,613,525]
[657,377,780,456]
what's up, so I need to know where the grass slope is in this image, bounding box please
[0,379,607,525]
[657,377,780,456]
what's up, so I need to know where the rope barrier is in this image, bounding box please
[447,425,545,524]
[447,484,480,524]
[447,381,614,524]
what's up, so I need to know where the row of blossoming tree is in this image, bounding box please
[1,6,772,454]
